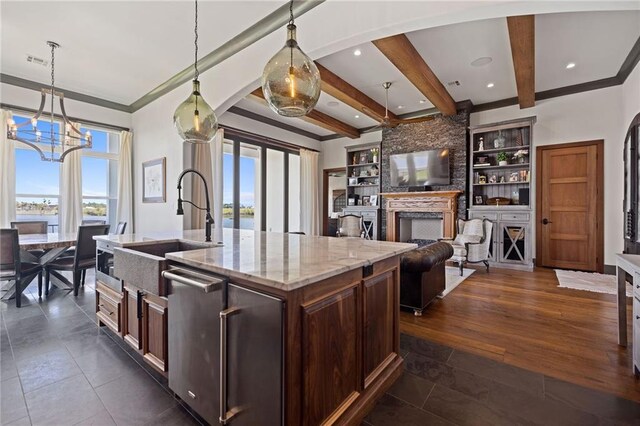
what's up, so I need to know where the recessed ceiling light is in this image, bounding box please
[419,99,427,104]
[353,49,362,56]
[486,83,495,88]
[397,105,404,109]
[566,62,576,69]
[327,101,340,107]
[471,57,493,67]
[354,115,360,119]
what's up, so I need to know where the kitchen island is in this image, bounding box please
[94,228,416,425]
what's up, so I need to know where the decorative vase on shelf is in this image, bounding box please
[499,160,508,166]
[493,130,506,149]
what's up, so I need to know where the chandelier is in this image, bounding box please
[6,41,92,162]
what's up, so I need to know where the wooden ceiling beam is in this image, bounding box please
[506,15,535,109]
[315,62,398,122]
[250,89,360,139]
[372,34,457,116]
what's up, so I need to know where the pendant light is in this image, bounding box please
[174,0,217,143]
[261,0,321,117]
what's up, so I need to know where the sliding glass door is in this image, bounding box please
[222,131,300,233]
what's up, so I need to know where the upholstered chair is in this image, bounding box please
[336,214,365,238]
[441,218,493,276]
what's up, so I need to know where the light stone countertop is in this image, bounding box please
[96,228,417,291]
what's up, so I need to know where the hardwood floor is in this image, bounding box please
[399,265,640,402]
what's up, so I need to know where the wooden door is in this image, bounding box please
[536,141,603,272]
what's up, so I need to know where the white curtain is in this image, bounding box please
[300,149,320,236]
[0,109,16,228]
[210,129,224,235]
[190,143,213,229]
[58,122,83,234]
[116,130,133,232]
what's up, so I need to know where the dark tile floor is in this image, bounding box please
[2,272,640,425]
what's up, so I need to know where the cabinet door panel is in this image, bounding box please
[363,270,396,386]
[302,285,360,426]
[123,286,142,350]
[142,294,167,372]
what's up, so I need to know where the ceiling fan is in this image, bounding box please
[364,82,436,131]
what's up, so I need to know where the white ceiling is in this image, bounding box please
[536,11,640,91]
[237,10,639,137]
[0,1,280,105]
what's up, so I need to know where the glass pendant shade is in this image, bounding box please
[174,80,218,144]
[262,24,320,117]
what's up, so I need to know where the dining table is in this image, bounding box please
[7,232,79,298]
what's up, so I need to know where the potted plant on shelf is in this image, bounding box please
[513,149,528,164]
[497,152,508,166]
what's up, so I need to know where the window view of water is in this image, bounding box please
[222,216,255,230]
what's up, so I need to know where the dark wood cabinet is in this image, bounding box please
[96,282,122,335]
[142,293,168,372]
[302,285,360,426]
[123,284,142,351]
[119,283,168,374]
[363,269,396,387]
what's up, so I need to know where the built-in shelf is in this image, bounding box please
[473,163,530,170]
[474,146,530,154]
[348,184,378,188]
[347,162,378,167]
[473,182,530,186]
[349,175,380,179]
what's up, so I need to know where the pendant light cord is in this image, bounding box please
[289,0,294,25]
[50,43,55,150]
[289,0,294,71]
[194,0,199,82]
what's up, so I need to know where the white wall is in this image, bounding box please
[321,131,382,170]
[622,62,640,129]
[470,85,625,265]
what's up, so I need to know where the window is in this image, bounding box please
[14,113,120,230]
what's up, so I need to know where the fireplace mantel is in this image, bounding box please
[380,191,462,241]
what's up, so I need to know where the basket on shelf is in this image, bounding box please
[486,197,511,206]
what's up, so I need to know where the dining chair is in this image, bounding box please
[336,214,366,238]
[115,221,127,234]
[11,220,48,293]
[0,229,42,307]
[45,224,110,296]
[81,219,106,225]
[10,221,48,235]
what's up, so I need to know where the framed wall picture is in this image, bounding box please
[142,158,166,203]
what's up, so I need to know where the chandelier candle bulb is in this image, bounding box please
[30,118,37,129]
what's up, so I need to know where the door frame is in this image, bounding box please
[322,167,347,236]
[535,140,604,272]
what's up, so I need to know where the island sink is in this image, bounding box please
[113,240,222,296]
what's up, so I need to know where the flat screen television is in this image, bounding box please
[389,149,450,187]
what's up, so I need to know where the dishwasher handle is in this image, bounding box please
[220,307,241,425]
[162,269,224,293]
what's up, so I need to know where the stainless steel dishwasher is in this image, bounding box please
[163,267,284,425]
